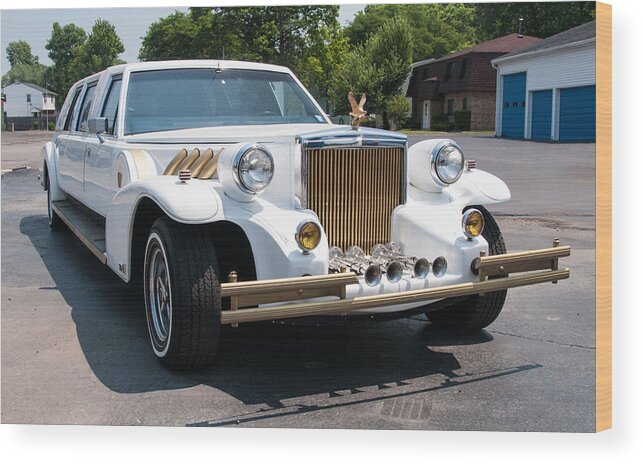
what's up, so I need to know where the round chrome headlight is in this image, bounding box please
[431,141,464,185]
[233,144,274,194]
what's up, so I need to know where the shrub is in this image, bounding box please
[48,121,56,131]
[32,120,39,130]
[453,109,471,131]
[431,113,455,132]
[386,95,410,129]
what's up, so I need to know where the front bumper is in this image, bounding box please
[219,241,571,325]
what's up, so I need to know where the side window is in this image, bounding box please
[77,83,97,132]
[63,87,83,131]
[100,77,122,135]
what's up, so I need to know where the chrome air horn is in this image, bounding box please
[372,243,431,279]
[329,246,382,287]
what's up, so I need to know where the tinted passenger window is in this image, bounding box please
[78,84,97,132]
[64,87,83,131]
[101,77,122,135]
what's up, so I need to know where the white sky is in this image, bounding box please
[0,4,365,73]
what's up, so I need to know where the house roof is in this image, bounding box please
[410,58,436,68]
[433,33,542,63]
[497,20,596,61]
[2,82,58,95]
[21,82,58,95]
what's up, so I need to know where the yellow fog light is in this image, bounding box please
[463,209,484,239]
[296,221,322,253]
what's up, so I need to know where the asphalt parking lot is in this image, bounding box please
[1,131,595,431]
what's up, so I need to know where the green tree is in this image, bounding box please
[72,19,125,79]
[6,40,38,67]
[1,61,48,87]
[45,22,87,99]
[139,6,347,103]
[2,40,48,87]
[473,2,596,39]
[139,10,212,61]
[331,17,413,129]
[386,95,411,129]
[345,3,478,62]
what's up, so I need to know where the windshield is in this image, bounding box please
[124,68,327,135]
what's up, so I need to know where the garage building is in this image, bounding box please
[492,20,596,142]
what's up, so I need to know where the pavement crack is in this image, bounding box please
[489,329,595,350]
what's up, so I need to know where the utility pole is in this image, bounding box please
[45,67,49,132]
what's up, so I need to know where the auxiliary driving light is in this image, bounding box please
[432,256,447,277]
[462,208,484,239]
[295,221,321,253]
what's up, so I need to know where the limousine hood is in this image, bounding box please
[123,123,333,145]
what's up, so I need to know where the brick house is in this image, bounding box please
[405,33,541,130]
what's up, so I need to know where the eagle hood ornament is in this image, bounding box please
[348,92,368,130]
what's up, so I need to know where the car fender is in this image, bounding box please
[105,176,222,279]
[447,168,511,207]
[41,141,65,201]
[105,177,326,282]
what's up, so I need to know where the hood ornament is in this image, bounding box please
[348,92,368,130]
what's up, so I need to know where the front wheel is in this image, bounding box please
[424,206,507,333]
[46,170,62,229]
[144,217,221,369]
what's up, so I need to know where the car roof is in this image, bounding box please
[103,60,293,76]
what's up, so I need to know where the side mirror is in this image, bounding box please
[88,117,108,134]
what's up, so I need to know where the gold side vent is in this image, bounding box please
[303,146,405,252]
[164,148,223,179]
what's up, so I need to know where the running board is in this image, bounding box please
[51,200,107,264]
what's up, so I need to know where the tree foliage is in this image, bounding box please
[1,61,48,88]
[330,17,413,128]
[346,3,478,62]
[473,1,596,40]
[45,20,123,104]
[386,95,411,129]
[139,6,347,103]
[71,19,125,78]
[2,40,47,87]
[6,40,38,67]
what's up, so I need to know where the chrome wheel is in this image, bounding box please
[145,232,173,356]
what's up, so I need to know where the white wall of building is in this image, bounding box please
[494,40,596,139]
[2,83,56,117]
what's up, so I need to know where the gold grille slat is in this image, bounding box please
[304,146,405,252]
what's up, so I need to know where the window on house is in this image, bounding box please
[26,94,31,103]
[101,76,122,135]
[459,59,468,79]
[447,99,454,115]
[444,63,454,81]
[462,98,468,110]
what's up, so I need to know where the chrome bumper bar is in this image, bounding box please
[220,241,571,325]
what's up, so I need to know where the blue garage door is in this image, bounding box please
[501,72,527,138]
[531,90,553,141]
[559,85,596,141]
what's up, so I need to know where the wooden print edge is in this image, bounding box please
[595,1,612,432]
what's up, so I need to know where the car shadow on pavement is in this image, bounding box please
[20,214,528,410]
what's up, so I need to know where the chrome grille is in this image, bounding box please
[303,146,406,252]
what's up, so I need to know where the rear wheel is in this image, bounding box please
[144,217,221,369]
[424,206,507,333]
